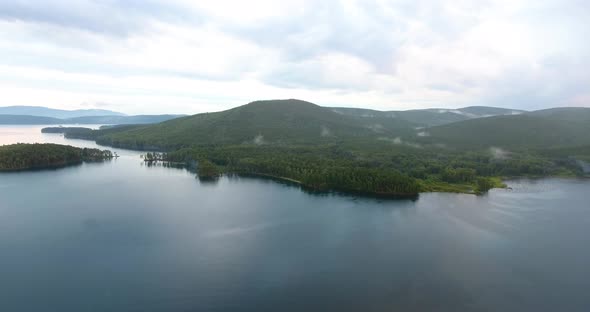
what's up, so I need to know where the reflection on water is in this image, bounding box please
[143,160,189,170]
[1,125,590,312]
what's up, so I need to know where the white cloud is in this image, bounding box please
[0,0,588,114]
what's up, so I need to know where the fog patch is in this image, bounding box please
[405,142,423,149]
[417,131,430,137]
[321,126,334,137]
[454,110,477,118]
[377,137,421,148]
[360,113,377,117]
[490,147,509,160]
[378,137,401,144]
[254,134,265,145]
[366,124,385,133]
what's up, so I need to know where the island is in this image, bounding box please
[0,143,115,171]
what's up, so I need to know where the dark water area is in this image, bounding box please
[1,126,590,311]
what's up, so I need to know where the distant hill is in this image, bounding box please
[526,107,590,122]
[0,106,125,119]
[414,108,590,149]
[331,106,524,127]
[0,115,63,125]
[66,115,185,125]
[0,114,184,125]
[89,99,419,149]
[36,99,588,154]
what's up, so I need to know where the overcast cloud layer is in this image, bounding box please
[0,0,588,114]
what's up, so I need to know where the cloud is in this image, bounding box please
[0,0,197,37]
[224,1,404,69]
[0,0,588,114]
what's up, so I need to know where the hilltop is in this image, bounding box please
[89,99,416,149]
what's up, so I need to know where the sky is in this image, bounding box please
[0,0,588,115]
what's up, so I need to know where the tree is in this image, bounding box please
[197,159,220,180]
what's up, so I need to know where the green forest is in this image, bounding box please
[138,143,585,197]
[0,143,114,171]
[39,100,590,197]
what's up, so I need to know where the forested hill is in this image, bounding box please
[85,99,418,150]
[65,100,590,153]
[0,143,114,171]
[414,107,590,149]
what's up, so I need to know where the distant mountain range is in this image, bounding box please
[0,103,525,128]
[0,106,185,125]
[0,106,125,119]
[0,114,185,125]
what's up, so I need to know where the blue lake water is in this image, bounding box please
[1,125,589,311]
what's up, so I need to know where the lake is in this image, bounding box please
[1,125,589,311]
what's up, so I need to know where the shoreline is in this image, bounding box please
[233,172,421,200]
[32,133,590,197]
